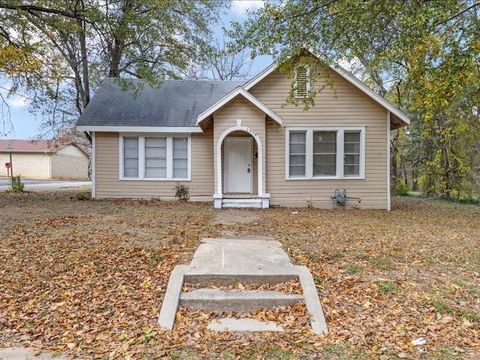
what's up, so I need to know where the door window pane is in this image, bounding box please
[173,137,188,179]
[313,131,336,176]
[145,137,166,178]
[344,131,361,176]
[289,132,306,177]
[123,137,138,178]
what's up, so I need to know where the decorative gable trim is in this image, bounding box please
[294,65,311,99]
[242,52,411,126]
[196,87,283,125]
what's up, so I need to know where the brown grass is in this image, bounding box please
[0,191,479,359]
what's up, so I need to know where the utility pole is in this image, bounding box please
[6,141,13,181]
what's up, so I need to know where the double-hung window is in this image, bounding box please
[344,131,361,177]
[120,135,190,180]
[313,131,337,176]
[173,137,188,179]
[286,127,365,179]
[288,132,307,177]
[123,137,139,178]
[145,137,167,178]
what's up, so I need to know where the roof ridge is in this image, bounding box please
[102,78,244,83]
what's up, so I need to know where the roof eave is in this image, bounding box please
[76,126,204,133]
[329,64,411,125]
[196,87,283,125]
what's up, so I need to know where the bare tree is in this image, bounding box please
[0,91,11,136]
[186,40,253,81]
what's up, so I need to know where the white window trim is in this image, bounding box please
[119,133,191,181]
[285,126,366,180]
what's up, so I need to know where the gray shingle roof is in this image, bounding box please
[77,78,243,127]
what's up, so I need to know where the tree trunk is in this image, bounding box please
[390,129,399,193]
[108,0,132,78]
[78,17,90,107]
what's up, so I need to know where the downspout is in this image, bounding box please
[387,111,391,211]
[91,131,96,199]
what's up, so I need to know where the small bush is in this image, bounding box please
[10,175,25,192]
[371,256,393,270]
[174,183,189,201]
[345,263,362,275]
[396,179,410,196]
[376,280,398,295]
[73,191,91,200]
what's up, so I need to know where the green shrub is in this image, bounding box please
[376,280,398,295]
[72,191,91,200]
[174,183,189,200]
[396,179,410,196]
[10,175,25,192]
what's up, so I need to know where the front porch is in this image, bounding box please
[213,123,270,209]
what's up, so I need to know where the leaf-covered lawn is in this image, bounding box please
[0,192,479,359]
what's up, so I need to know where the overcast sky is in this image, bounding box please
[1,0,271,140]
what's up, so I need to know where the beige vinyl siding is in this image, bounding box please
[94,127,214,199]
[251,69,388,209]
[213,96,266,195]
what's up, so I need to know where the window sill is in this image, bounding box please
[119,177,191,182]
[285,176,365,181]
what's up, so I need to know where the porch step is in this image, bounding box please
[222,198,262,208]
[208,318,284,332]
[180,288,303,311]
[184,272,299,287]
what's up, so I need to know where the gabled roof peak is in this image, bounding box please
[196,87,283,125]
[242,50,411,126]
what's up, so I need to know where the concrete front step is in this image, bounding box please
[180,288,303,312]
[208,318,284,332]
[222,198,263,208]
[158,238,329,335]
[183,273,299,286]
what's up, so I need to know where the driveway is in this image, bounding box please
[0,177,91,192]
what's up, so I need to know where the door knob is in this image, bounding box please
[247,167,251,173]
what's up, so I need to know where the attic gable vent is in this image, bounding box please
[294,65,310,99]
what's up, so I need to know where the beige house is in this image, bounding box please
[0,140,89,180]
[77,54,410,209]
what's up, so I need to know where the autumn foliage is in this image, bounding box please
[0,191,479,358]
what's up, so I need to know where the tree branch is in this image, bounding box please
[434,2,480,27]
[0,3,92,23]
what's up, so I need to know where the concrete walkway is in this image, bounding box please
[158,237,328,335]
[0,347,66,360]
[0,178,90,192]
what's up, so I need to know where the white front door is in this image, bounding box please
[224,137,253,193]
